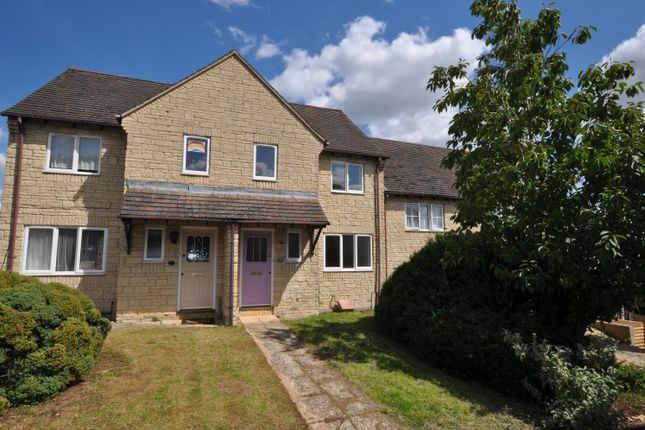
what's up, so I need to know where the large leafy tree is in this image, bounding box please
[428,0,644,342]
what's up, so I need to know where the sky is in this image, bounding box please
[0,0,644,185]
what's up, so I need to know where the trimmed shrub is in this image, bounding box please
[0,272,110,410]
[375,231,623,427]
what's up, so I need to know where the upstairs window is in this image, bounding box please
[23,226,107,275]
[254,144,277,181]
[47,133,101,174]
[405,203,444,231]
[331,161,363,193]
[183,135,210,175]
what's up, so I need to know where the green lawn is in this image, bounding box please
[286,312,536,430]
[1,326,305,430]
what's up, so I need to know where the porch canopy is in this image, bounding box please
[120,180,330,226]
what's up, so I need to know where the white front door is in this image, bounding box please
[179,229,215,309]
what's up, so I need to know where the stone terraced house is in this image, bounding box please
[0,50,459,324]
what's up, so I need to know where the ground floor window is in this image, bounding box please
[324,234,372,271]
[23,226,107,275]
[144,227,165,262]
[286,230,301,263]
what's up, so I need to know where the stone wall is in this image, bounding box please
[120,55,322,193]
[318,153,380,312]
[384,195,459,278]
[0,119,126,313]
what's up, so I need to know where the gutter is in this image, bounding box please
[7,117,24,271]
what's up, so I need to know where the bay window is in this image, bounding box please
[47,133,101,174]
[23,227,107,275]
[405,203,444,231]
[324,234,372,271]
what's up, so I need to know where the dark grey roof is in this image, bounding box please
[121,181,329,226]
[1,68,171,127]
[290,103,384,158]
[372,138,459,199]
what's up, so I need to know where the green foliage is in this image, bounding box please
[616,364,645,393]
[506,333,623,429]
[0,272,110,409]
[427,0,644,342]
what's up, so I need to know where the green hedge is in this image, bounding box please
[0,271,110,412]
[375,232,623,428]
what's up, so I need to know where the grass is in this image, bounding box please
[286,311,536,430]
[0,326,305,430]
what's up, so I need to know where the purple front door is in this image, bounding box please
[241,231,272,306]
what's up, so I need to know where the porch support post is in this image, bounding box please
[223,222,240,325]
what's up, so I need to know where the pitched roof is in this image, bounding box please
[121,181,329,226]
[290,103,384,158]
[1,68,171,127]
[372,137,459,199]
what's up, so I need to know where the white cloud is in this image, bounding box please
[602,24,645,105]
[209,0,252,10]
[271,16,485,146]
[228,26,256,54]
[256,36,282,59]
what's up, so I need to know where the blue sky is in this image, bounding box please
[1,0,644,181]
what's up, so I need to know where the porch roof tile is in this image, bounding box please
[121,181,330,226]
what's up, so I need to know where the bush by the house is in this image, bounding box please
[0,271,110,411]
[375,231,624,428]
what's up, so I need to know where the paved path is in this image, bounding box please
[241,315,398,430]
[617,343,645,368]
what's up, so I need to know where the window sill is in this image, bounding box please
[405,229,445,233]
[253,176,277,182]
[331,190,365,195]
[143,259,164,264]
[181,171,209,177]
[323,268,373,273]
[21,271,106,276]
[44,169,100,176]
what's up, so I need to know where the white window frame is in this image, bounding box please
[330,161,364,194]
[45,133,102,175]
[405,203,445,232]
[182,135,211,176]
[22,226,108,275]
[143,226,165,263]
[253,143,278,181]
[323,233,373,272]
[285,229,302,263]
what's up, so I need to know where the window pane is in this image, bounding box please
[342,235,354,269]
[325,236,340,268]
[331,162,346,191]
[432,205,444,230]
[260,237,267,261]
[202,237,210,261]
[25,228,53,271]
[146,229,163,260]
[356,236,371,268]
[78,137,100,172]
[405,204,419,229]
[56,228,77,271]
[80,230,105,271]
[255,145,276,179]
[419,204,430,230]
[287,232,300,260]
[246,237,254,262]
[185,137,208,172]
[347,164,363,192]
[49,135,74,169]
